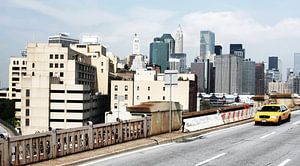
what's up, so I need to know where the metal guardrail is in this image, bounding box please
[0,117,150,166]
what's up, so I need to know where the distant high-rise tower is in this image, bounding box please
[268,56,278,70]
[200,31,215,60]
[230,44,245,59]
[133,33,140,55]
[255,62,265,95]
[215,54,242,94]
[150,38,169,72]
[294,53,300,76]
[175,25,183,53]
[161,34,175,56]
[241,59,256,95]
[214,45,222,55]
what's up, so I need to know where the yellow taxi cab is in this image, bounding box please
[254,104,291,125]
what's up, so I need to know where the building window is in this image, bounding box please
[26,109,30,116]
[26,99,30,107]
[114,85,118,91]
[114,94,118,100]
[50,54,53,59]
[101,62,104,66]
[32,72,35,76]
[60,63,64,68]
[125,85,128,91]
[60,72,64,77]
[137,86,139,91]
[26,89,30,97]
[114,103,117,109]
[55,63,58,68]
[60,54,64,59]
[49,63,53,68]
[163,87,165,91]
[163,96,165,100]
[50,72,53,77]
[32,63,35,68]
[125,94,128,100]
[55,54,59,59]
[137,96,139,100]
[148,86,150,91]
[148,96,150,100]
[23,61,26,65]
[25,119,30,126]
[101,69,103,73]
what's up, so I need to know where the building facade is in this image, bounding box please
[13,42,104,135]
[230,44,245,59]
[241,59,256,95]
[215,54,242,94]
[255,62,265,95]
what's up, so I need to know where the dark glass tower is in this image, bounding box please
[150,38,169,72]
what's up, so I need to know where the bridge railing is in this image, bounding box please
[0,117,150,166]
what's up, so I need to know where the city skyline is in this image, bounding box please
[1,0,300,87]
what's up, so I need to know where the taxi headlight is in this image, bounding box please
[270,116,279,119]
[255,115,259,119]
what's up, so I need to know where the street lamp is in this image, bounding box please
[164,70,178,133]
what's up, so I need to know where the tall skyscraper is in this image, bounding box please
[255,62,265,95]
[241,59,256,95]
[214,45,222,55]
[48,33,79,47]
[215,54,242,94]
[200,31,215,60]
[150,38,169,72]
[268,56,278,70]
[161,34,175,56]
[191,61,205,92]
[175,25,183,53]
[294,53,300,76]
[170,53,186,73]
[230,44,245,59]
[132,33,140,55]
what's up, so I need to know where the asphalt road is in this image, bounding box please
[79,110,300,166]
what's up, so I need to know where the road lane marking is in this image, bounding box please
[278,159,291,166]
[260,132,276,139]
[195,153,227,166]
[78,143,174,166]
[293,121,300,125]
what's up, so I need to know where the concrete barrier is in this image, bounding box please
[184,107,257,132]
[184,114,224,132]
[220,107,256,124]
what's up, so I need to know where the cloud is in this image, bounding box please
[10,0,122,27]
[181,11,300,50]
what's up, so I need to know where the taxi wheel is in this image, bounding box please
[277,117,282,125]
[287,115,291,122]
[255,121,259,125]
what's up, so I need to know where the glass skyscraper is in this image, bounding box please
[200,31,215,60]
[150,38,169,72]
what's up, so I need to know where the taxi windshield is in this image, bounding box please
[260,106,281,112]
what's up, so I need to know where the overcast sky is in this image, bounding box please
[1,0,300,87]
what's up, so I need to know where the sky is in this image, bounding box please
[1,0,300,88]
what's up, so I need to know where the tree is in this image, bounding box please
[0,99,16,126]
[124,64,129,71]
